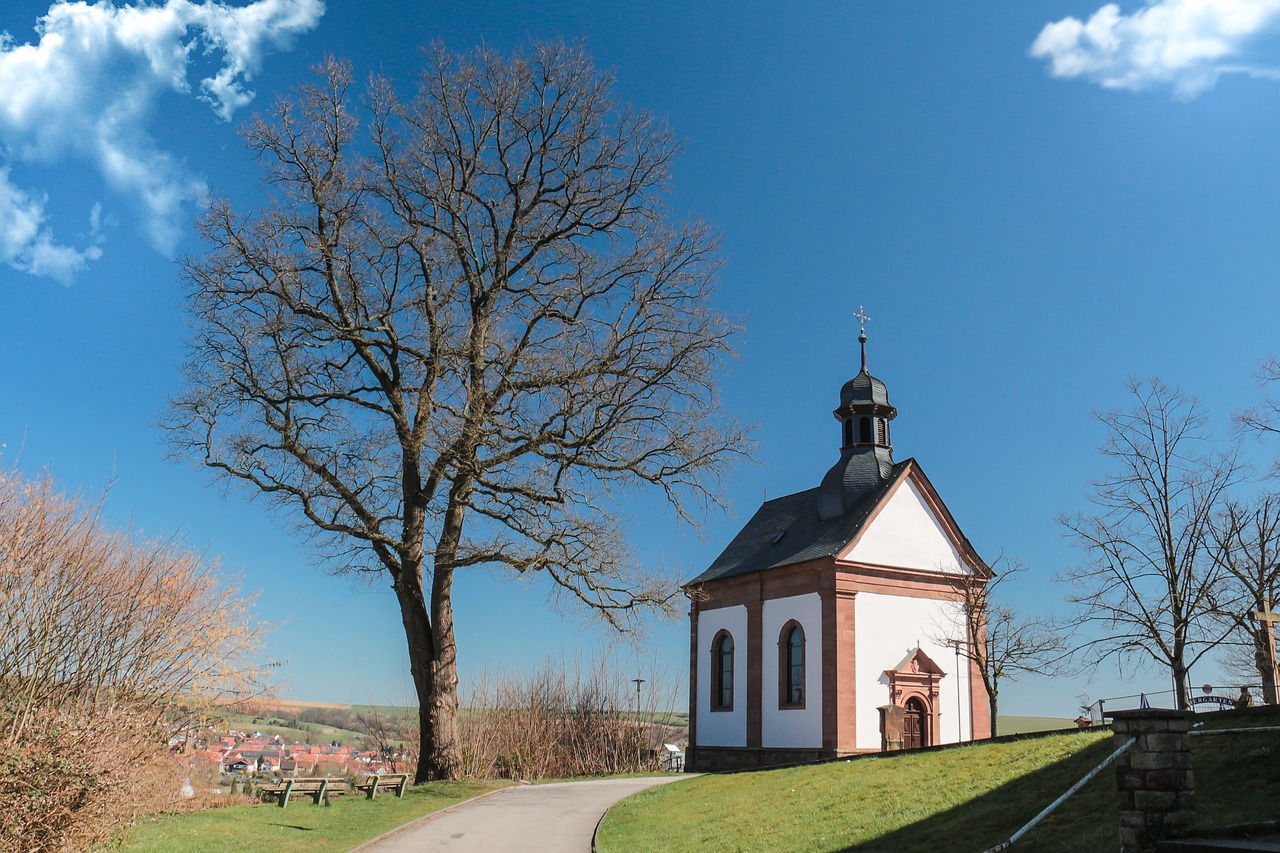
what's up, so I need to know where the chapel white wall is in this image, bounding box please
[853,591,971,750]
[761,593,823,748]
[843,478,966,573]
[695,604,748,747]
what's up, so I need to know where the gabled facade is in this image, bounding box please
[685,327,992,771]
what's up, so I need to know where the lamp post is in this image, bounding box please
[632,678,646,769]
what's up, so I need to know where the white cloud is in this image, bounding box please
[0,0,324,283]
[1030,0,1280,98]
[0,167,102,284]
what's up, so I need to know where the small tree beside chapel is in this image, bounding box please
[165,43,749,781]
[939,557,1063,737]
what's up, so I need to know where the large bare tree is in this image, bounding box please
[165,43,749,781]
[1059,378,1238,710]
[1207,493,1280,702]
[1236,355,1280,444]
[937,557,1064,737]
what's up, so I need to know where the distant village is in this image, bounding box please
[201,733,407,777]
[174,727,413,780]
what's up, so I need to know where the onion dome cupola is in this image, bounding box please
[818,307,898,521]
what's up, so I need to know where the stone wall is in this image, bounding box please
[1110,709,1194,853]
[685,745,837,771]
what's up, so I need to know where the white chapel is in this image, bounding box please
[685,316,992,771]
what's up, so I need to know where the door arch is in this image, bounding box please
[904,697,928,749]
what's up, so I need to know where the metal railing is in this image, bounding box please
[980,736,1137,853]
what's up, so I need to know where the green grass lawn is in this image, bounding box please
[116,779,511,852]
[598,714,1280,853]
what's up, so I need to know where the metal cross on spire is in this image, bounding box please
[855,305,870,371]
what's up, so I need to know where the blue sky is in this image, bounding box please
[4,0,1280,717]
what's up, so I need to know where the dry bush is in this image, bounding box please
[355,708,419,772]
[458,659,675,780]
[0,467,268,849]
[0,702,184,851]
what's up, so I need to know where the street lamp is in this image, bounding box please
[632,678,646,769]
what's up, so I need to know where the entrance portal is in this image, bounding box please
[904,697,927,749]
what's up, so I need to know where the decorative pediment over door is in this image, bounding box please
[883,647,947,747]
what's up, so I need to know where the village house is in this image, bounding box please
[686,317,992,771]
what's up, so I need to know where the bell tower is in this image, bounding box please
[817,306,898,521]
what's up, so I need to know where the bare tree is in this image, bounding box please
[164,43,749,781]
[1207,493,1280,703]
[1059,378,1239,710]
[937,557,1064,737]
[1236,355,1280,444]
[354,708,417,767]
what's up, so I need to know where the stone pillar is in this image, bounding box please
[1110,709,1195,853]
[745,580,763,749]
[686,604,699,771]
[878,704,904,752]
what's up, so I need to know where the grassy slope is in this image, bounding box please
[999,716,1075,734]
[118,780,511,853]
[599,715,1280,853]
[220,712,367,745]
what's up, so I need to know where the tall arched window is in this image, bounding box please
[843,418,853,447]
[711,631,734,711]
[858,417,872,444]
[779,622,805,707]
[877,417,887,445]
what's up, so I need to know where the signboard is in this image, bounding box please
[1189,695,1235,710]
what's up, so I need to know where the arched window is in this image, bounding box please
[779,622,805,707]
[858,417,872,444]
[843,418,853,447]
[877,417,887,445]
[711,631,734,711]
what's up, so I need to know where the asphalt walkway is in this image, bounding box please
[357,775,688,852]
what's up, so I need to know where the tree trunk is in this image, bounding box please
[989,690,998,739]
[413,475,471,782]
[1172,662,1190,711]
[425,562,460,779]
[393,570,455,783]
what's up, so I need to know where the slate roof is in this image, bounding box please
[840,368,892,408]
[686,459,912,586]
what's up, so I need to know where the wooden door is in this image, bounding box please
[904,698,926,749]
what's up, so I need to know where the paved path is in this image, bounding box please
[358,776,688,852]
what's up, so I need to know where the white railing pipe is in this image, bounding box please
[980,736,1137,853]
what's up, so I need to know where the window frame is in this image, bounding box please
[710,630,735,712]
[778,620,806,709]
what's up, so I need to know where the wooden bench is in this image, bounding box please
[259,777,347,808]
[352,772,410,800]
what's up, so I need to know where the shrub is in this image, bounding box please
[0,702,182,851]
[0,468,268,848]
[457,659,676,779]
